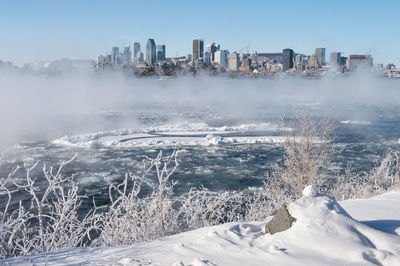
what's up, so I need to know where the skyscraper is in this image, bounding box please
[215,50,229,69]
[282,48,294,71]
[330,52,341,66]
[111,47,119,65]
[206,42,220,62]
[146,39,156,65]
[192,39,204,60]
[315,48,326,67]
[123,46,131,64]
[228,52,240,71]
[157,44,166,62]
[132,42,141,61]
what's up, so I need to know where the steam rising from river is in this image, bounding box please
[0,72,399,148]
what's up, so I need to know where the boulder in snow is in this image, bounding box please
[265,204,296,235]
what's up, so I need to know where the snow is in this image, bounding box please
[4,187,400,265]
[52,122,283,148]
[340,120,371,125]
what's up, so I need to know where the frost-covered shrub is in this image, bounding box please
[329,151,400,200]
[264,115,335,204]
[0,154,96,258]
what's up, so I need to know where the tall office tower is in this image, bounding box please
[282,48,295,71]
[97,55,106,68]
[132,42,141,60]
[204,51,211,64]
[206,42,220,62]
[111,47,119,64]
[192,39,204,60]
[146,39,156,65]
[157,44,166,61]
[340,56,347,66]
[228,52,240,71]
[105,54,113,65]
[137,51,144,63]
[315,48,326,67]
[330,52,341,66]
[215,50,229,69]
[123,46,131,64]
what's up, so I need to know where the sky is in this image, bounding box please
[0,0,399,66]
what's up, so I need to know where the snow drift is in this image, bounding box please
[5,186,400,265]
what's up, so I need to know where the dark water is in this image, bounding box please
[1,104,400,212]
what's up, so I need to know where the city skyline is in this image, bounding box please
[1,0,399,66]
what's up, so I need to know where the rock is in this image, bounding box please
[265,204,296,235]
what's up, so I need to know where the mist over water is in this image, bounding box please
[1,72,400,205]
[1,72,400,147]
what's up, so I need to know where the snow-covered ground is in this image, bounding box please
[4,186,400,266]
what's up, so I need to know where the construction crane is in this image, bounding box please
[239,42,251,54]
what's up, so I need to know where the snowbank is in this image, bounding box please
[4,187,400,265]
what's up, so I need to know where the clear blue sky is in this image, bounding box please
[1,0,399,66]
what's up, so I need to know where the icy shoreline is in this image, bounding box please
[5,188,400,266]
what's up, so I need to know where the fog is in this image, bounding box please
[0,72,399,148]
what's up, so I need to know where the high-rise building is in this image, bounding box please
[111,47,119,65]
[228,52,240,71]
[315,48,326,67]
[97,55,106,68]
[215,50,229,69]
[131,42,141,62]
[340,56,347,66]
[146,39,156,65]
[204,51,211,64]
[330,52,341,66]
[137,51,144,63]
[282,48,294,71]
[123,46,131,64]
[157,45,166,62]
[206,42,220,62]
[192,39,204,60]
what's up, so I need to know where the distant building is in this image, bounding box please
[228,52,240,71]
[111,47,119,65]
[132,42,141,62]
[157,44,166,62]
[146,39,157,65]
[330,52,341,66]
[136,51,144,63]
[97,55,106,68]
[257,53,283,64]
[123,46,131,64]
[340,56,347,66]
[215,50,229,69]
[315,48,326,67]
[346,54,373,71]
[204,51,211,64]
[115,53,123,65]
[282,48,295,71]
[192,39,204,60]
[105,54,113,65]
[206,42,220,62]
[250,52,258,64]
[307,54,319,70]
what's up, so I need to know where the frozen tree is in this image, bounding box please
[264,114,336,206]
